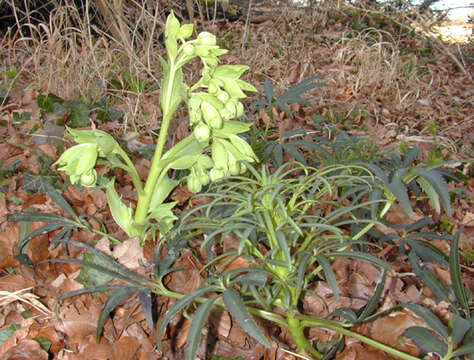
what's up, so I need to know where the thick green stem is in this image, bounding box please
[134,62,177,231]
[287,313,323,359]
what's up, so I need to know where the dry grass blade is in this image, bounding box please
[334,27,423,109]
[0,287,53,317]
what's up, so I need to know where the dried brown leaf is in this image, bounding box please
[0,339,48,360]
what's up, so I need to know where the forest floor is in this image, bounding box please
[0,4,473,360]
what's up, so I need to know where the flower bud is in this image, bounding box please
[229,161,240,176]
[189,109,202,126]
[201,101,223,129]
[80,169,97,187]
[197,154,214,169]
[197,32,216,46]
[187,176,202,193]
[217,91,230,103]
[227,152,240,176]
[193,122,211,142]
[210,167,225,182]
[55,143,98,183]
[182,43,195,56]
[199,171,210,186]
[219,107,233,120]
[225,100,237,117]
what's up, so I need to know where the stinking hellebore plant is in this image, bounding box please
[54,12,258,242]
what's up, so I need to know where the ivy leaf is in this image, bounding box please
[0,324,20,346]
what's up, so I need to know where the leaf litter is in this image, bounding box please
[0,5,473,360]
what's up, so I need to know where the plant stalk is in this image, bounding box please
[287,312,323,359]
[134,61,177,232]
[299,315,421,360]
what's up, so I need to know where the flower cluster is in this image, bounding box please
[54,128,119,188]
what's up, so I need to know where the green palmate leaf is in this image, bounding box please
[7,211,77,225]
[387,172,414,217]
[22,173,78,220]
[52,227,72,245]
[222,288,271,348]
[408,240,448,266]
[275,231,291,266]
[43,183,78,219]
[450,228,469,312]
[416,176,441,214]
[67,100,91,128]
[58,284,129,301]
[56,239,155,286]
[401,147,420,167]
[232,270,268,287]
[279,76,325,106]
[402,326,447,356]
[263,78,274,103]
[417,169,450,214]
[186,295,219,360]
[451,313,471,346]
[139,290,154,331]
[297,252,311,290]
[0,324,20,346]
[406,217,434,232]
[47,258,144,287]
[404,303,448,339]
[369,188,383,218]
[316,254,339,300]
[326,251,391,272]
[76,252,116,287]
[97,286,137,341]
[283,143,306,164]
[408,251,451,304]
[451,342,474,357]
[17,222,70,253]
[280,129,307,140]
[156,285,221,351]
[358,269,386,322]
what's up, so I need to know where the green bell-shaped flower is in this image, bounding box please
[54,142,98,185]
[201,101,223,129]
[193,122,211,142]
[80,169,98,187]
[197,32,216,46]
